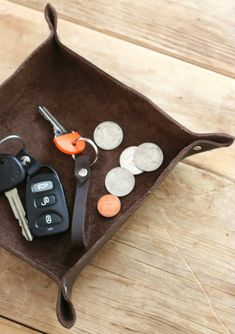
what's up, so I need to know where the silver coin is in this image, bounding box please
[119,146,143,175]
[105,167,135,197]
[93,121,123,150]
[134,142,164,172]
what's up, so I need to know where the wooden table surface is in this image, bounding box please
[0,1,235,333]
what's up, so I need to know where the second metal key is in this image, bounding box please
[0,154,33,241]
[38,106,86,155]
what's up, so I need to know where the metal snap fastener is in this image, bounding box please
[193,145,202,151]
[78,168,88,177]
[21,155,31,166]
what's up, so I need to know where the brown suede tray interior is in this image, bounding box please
[0,5,233,328]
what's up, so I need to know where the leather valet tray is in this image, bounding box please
[0,4,233,328]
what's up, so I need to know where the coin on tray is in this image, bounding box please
[93,121,123,150]
[119,146,143,175]
[97,194,121,218]
[134,142,164,172]
[105,167,135,197]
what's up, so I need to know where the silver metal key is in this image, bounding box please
[38,106,97,164]
[5,188,33,241]
[0,152,33,242]
[38,105,89,159]
[38,106,68,137]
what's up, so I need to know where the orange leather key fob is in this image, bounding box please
[53,132,86,155]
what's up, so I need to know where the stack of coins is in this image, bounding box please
[93,121,164,218]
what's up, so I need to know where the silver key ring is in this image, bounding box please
[0,135,26,151]
[72,137,99,166]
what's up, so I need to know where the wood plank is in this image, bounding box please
[8,0,235,78]
[0,1,234,180]
[0,249,231,334]
[0,317,41,334]
[0,164,234,334]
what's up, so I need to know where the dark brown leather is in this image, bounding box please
[71,154,90,249]
[0,4,233,328]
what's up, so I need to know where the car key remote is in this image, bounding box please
[26,165,69,237]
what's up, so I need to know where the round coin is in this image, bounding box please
[97,194,121,218]
[134,142,164,172]
[119,146,143,175]
[93,121,123,150]
[105,167,135,197]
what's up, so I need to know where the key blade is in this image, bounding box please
[5,189,33,241]
[5,189,20,219]
[38,106,68,137]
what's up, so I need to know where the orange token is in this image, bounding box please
[97,194,121,218]
[53,132,86,155]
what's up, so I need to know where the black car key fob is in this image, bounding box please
[0,154,26,192]
[26,165,69,237]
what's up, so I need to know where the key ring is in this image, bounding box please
[72,137,98,166]
[0,135,26,151]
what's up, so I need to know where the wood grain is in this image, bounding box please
[0,1,234,333]
[0,0,234,180]
[0,317,41,333]
[8,0,235,78]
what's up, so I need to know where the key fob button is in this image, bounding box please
[35,195,56,208]
[26,169,69,237]
[37,213,62,227]
[32,181,53,193]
